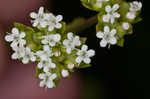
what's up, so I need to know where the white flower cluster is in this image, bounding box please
[30,7,63,31]
[5,28,36,64]
[126,1,142,20]
[97,1,142,48]
[5,7,95,88]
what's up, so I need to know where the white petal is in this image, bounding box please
[112,4,119,11]
[40,21,47,28]
[38,7,44,14]
[55,23,62,29]
[110,17,115,24]
[81,45,88,51]
[54,34,61,42]
[66,48,72,54]
[68,63,74,69]
[87,50,95,57]
[22,57,29,64]
[46,81,54,88]
[83,58,91,64]
[96,31,104,38]
[56,15,63,22]
[30,12,37,18]
[44,67,49,73]
[30,55,36,62]
[20,32,26,38]
[41,39,48,44]
[5,35,13,42]
[75,56,82,63]
[100,39,107,47]
[113,13,120,18]
[40,81,45,87]
[50,63,56,68]
[11,53,18,59]
[104,26,110,33]
[67,32,73,39]
[12,28,19,34]
[109,37,117,45]
[122,22,130,30]
[110,29,117,36]
[43,45,50,51]
[105,5,111,12]
[32,20,39,27]
[38,62,43,69]
[50,74,57,79]
[48,26,54,31]
[103,15,110,22]
[61,69,69,78]
[39,74,45,79]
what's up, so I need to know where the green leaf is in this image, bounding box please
[117,38,124,47]
[14,22,34,33]
[78,62,91,69]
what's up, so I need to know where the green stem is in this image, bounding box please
[65,15,98,33]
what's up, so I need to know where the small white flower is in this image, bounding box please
[61,69,69,78]
[63,32,81,54]
[45,13,63,31]
[122,22,130,30]
[11,45,25,60]
[76,45,95,64]
[103,4,120,24]
[130,1,142,12]
[36,45,53,61]
[68,63,75,69]
[30,7,47,28]
[96,26,117,47]
[38,58,56,73]
[42,34,61,47]
[22,47,36,64]
[39,72,57,88]
[5,28,26,48]
[126,12,136,20]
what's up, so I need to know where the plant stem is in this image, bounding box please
[65,15,98,33]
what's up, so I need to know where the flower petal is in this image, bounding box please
[81,45,88,51]
[100,39,107,47]
[83,58,91,64]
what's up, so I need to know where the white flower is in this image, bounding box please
[130,1,142,12]
[122,22,130,30]
[61,69,69,78]
[126,12,136,20]
[103,4,120,24]
[11,45,25,60]
[39,72,57,88]
[45,13,63,31]
[68,63,75,69]
[96,26,117,47]
[22,47,36,64]
[76,45,95,64]
[63,32,81,54]
[36,45,53,61]
[41,34,61,47]
[5,28,26,48]
[30,7,47,28]
[37,58,56,73]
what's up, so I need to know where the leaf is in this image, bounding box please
[14,22,34,33]
[78,62,91,69]
[80,37,87,44]
[117,38,124,47]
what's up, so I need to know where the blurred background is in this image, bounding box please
[0,0,149,99]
